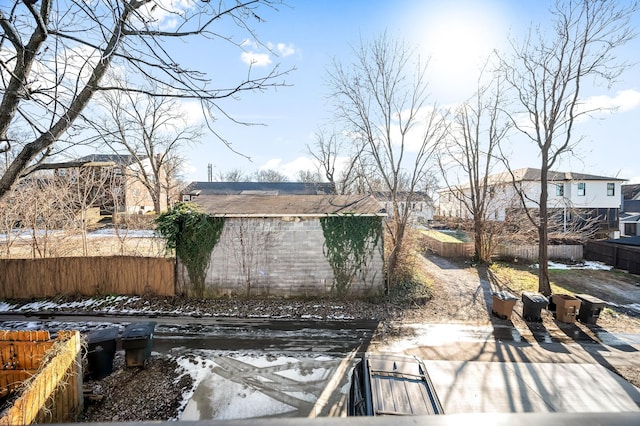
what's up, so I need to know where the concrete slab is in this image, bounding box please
[424,360,640,414]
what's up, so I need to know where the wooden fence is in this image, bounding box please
[0,256,175,298]
[585,241,640,275]
[496,244,584,261]
[0,330,82,424]
[420,234,474,258]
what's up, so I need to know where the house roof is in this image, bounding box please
[605,236,640,247]
[76,154,146,166]
[193,194,385,217]
[492,168,626,183]
[620,213,640,223]
[183,181,335,196]
[622,184,640,200]
[439,168,626,193]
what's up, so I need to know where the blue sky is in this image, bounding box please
[177,0,640,184]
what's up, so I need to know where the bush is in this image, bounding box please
[387,229,433,305]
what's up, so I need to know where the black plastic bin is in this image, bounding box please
[522,292,548,322]
[575,293,607,324]
[86,327,119,379]
[122,321,156,368]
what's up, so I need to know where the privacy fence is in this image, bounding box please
[419,232,474,258]
[495,244,584,262]
[0,257,175,299]
[585,241,640,275]
[420,231,583,261]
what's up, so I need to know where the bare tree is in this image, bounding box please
[0,183,25,256]
[162,153,188,207]
[253,169,287,182]
[327,33,446,283]
[0,0,291,202]
[499,0,637,295]
[296,169,322,183]
[307,129,365,194]
[216,168,249,183]
[98,87,203,213]
[54,166,113,255]
[16,174,68,258]
[439,67,512,262]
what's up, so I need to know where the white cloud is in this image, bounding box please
[580,89,640,114]
[240,52,272,67]
[242,41,296,66]
[260,156,319,180]
[136,0,194,31]
[277,43,296,57]
[260,158,282,170]
[241,39,258,49]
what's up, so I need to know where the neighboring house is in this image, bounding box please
[620,184,640,237]
[438,168,625,238]
[182,181,335,201]
[622,184,640,213]
[75,154,167,215]
[183,194,386,298]
[620,213,640,237]
[374,191,436,225]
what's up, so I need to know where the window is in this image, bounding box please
[556,184,564,196]
[607,183,615,196]
[578,182,586,196]
[625,223,637,236]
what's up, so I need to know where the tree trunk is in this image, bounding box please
[538,166,552,296]
[474,217,488,263]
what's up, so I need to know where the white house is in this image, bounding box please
[438,168,625,238]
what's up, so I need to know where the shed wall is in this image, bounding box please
[178,217,385,297]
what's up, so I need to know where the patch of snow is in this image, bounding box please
[235,354,299,368]
[530,260,612,271]
[87,229,158,238]
[275,367,331,382]
[0,302,16,312]
[625,303,640,314]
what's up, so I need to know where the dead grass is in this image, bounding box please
[1,236,167,258]
[419,229,463,243]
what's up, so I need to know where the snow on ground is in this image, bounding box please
[174,351,343,420]
[530,260,613,271]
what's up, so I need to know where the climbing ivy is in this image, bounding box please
[320,215,382,297]
[155,202,224,297]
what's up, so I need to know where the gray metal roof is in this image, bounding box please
[183,181,335,196]
[192,194,385,216]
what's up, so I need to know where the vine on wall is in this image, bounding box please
[155,202,224,297]
[320,215,382,297]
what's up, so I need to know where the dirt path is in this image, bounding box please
[407,254,495,325]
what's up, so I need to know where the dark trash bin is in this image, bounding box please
[575,294,607,324]
[122,321,156,368]
[522,292,548,322]
[492,291,518,320]
[86,327,119,379]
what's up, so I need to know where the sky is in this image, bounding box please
[167,0,640,184]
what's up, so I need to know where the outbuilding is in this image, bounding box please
[179,194,386,298]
